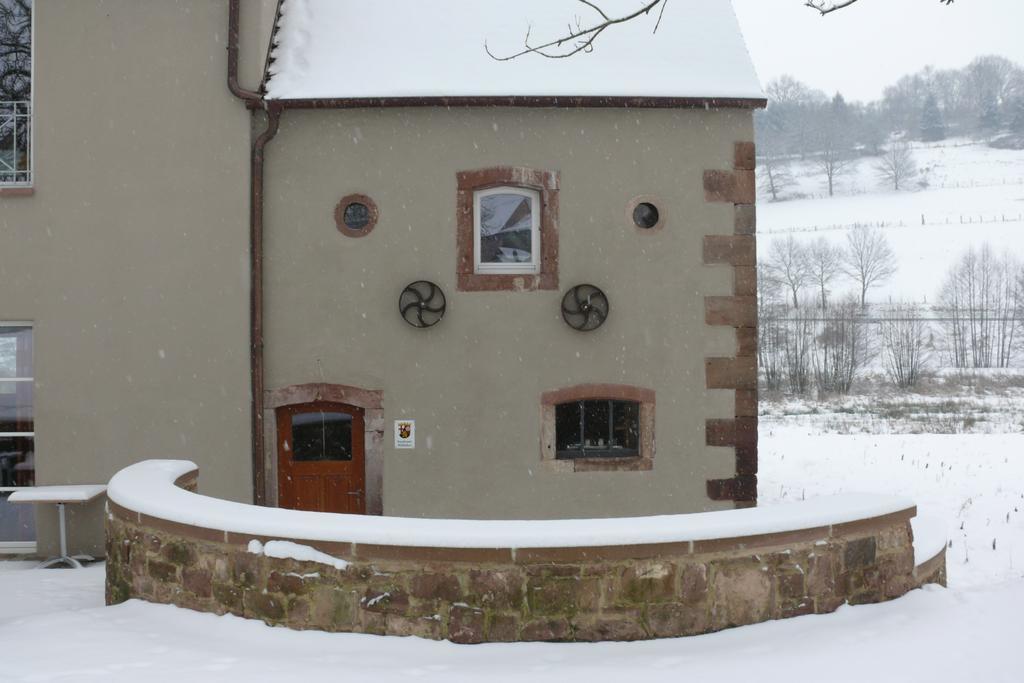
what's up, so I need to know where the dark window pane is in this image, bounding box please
[612,401,640,452]
[342,202,371,230]
[0,491,35,543]
[290,411,353,462]
[0,381,32,433]
[0,326,32,379]
[0,435,34,488]
[555,399,640,459]
[582,400,611,450]
[555,401,582,454]
[478,192,534,264]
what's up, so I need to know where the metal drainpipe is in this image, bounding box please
[227,0,281,505]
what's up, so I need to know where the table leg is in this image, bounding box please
[58,503,68,559]
[37,502,86,569]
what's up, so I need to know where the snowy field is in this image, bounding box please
[758,140,1024,303]
[1,426,1022,681]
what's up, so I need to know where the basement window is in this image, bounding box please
[555,400,640,459]
[540,385,655,472]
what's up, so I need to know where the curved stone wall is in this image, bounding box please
[105,461,946,643]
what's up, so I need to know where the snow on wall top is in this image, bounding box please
[264,0,764,101]
[108,460,915,549]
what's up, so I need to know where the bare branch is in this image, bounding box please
[807,0,952,15]
[486,0,666,61]
[488,0,953,61]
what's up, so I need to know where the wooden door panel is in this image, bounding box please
[292,474,322,512]
[324,474,361,515]
[277,401,366,514]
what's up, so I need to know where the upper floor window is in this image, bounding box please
[456,166,559,292]
[474,186,540,275]
[1,0,32,187]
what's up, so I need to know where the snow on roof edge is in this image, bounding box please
[263,0,765,103]
[108,460,915,550]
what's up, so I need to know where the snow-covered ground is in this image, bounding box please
[760,427,1024,588]
[0,580,1021,683]
[1,426,1021,681]
[758,140,1024,303]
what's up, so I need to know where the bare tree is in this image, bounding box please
[757,263,786,392]
[807,238,844,309]
[762,76,829,161]
[489,0,954,60]
[812,297,873,395]
[842,225,898,307]
[880,304,931,388]
[782,306,815,395]
[758,149,795,202]
[875,141,919,191]
[813,97,856,197]
[939,246,1022,368]
[767,236,810,308]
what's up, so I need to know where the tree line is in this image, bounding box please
[760,235,1024,396]
[757,56,1024,200]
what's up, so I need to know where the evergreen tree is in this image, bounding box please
[920,94,946,142]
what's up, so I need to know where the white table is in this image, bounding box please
[8,485,108,568]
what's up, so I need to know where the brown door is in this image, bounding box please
[276,401,366,514]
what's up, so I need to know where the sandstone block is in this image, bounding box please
[448,605,486,644]
[647,603,708,637]
[410,573,463,603]
[710,559,771,629]
[469,569,524,610]
[520,618,572,642]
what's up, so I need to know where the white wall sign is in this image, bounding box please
[394,420,415,449]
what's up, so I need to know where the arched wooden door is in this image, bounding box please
[276,401,366,514]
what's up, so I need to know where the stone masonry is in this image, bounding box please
[704,141,759,506]
[106,474,945,643]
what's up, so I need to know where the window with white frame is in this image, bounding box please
[0,0,32,187]
[473,186,541,275]
[0,323,34,548]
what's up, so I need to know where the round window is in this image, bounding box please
[632,202,660,230]
[343,202,371,231]
[335,194,379,237]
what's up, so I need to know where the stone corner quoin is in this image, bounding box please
[703,141,760,508]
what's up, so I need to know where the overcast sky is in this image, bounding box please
[730,0,1024,102]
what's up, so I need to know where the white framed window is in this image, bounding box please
[473,186,541,275]
[0,322,34,552]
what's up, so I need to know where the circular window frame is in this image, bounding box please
[627,195,665,233]
[335,193,379,238]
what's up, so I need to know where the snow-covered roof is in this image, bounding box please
[264,0,764,103]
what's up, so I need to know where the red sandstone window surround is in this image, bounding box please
[540,384,655,472]
[455,166,559,292]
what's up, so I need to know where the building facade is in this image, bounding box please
[1,0,763,556]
